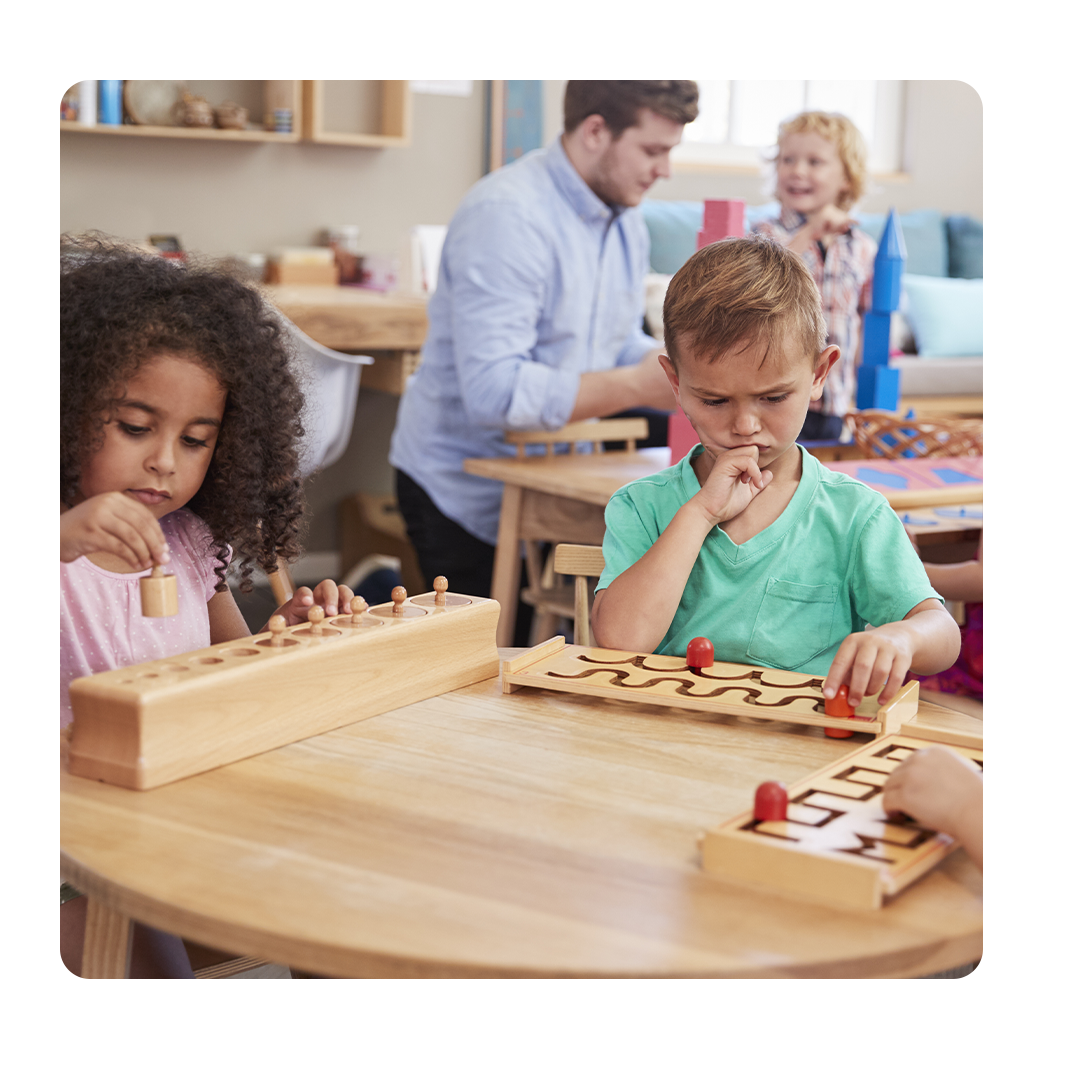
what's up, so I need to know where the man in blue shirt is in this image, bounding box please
[390,81,699,629]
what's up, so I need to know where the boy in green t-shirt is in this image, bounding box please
[592,236,960,710]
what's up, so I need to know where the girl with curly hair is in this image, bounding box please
[60,234,356,975]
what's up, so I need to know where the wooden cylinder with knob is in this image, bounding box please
[140,564,178,618]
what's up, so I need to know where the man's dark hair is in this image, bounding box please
[564,81,699,138]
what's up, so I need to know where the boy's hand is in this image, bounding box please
[268,578,355,628]
[823,623,914,709]
[806,204,855,241]
[692,445,773,525]
[882,746,982,837]
[60,492,170,571]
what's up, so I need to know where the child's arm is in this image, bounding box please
[61,493,170,571]
[882,746,982,871]
[592,446,772,651]
[917,535,983,604]
[785,206,856,255]
[822,599,961,710]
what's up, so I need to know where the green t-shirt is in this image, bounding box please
[596,445,942,676]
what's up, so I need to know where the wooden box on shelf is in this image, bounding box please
[301,81,411,147]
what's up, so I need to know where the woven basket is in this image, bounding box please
[845,410,982,459]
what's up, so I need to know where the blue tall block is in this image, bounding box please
[857,207,907,411]
[861,312,892,367]
[856,364,901,410]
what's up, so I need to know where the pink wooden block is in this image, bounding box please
[697,199,746,248]
[668,411,698,463]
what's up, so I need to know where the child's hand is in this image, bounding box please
[60,492,170,571]
[823,623,914,709]
[268,579,355,628]
[693,446,774,525]
[882,746,982,854]
[806,204,855,241]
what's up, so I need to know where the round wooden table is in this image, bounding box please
[61,667,982,978]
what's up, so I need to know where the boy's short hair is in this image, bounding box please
[774,110,869,210]
[564,81,699,139]
[662,235,827,368]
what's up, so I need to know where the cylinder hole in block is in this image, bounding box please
[193,656,225,665]
[329,616,385,628]
[157,663,189,673]
[292,627,343,638]
[257,637,300,648]
[219,647,260,658]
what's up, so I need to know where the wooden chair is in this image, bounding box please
[552,544,605,646]
[511,419,645,644]
[844,410,982,459]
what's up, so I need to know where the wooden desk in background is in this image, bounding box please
[464,448,671,646]
[61,657,982,979]
[264,283,429,395]
[464,449,983,647]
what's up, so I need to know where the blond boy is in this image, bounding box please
[752,110,876,440]
[591,237,959,708]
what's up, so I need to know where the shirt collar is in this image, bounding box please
[779,206,806,231]
[544,135,622,224]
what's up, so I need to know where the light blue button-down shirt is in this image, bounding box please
[389,136,660,546]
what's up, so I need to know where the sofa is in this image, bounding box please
[639,200,983,399]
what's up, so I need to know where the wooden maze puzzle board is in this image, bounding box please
[502,638,920,735]
[699,731,983,908]
[68,589,500,790]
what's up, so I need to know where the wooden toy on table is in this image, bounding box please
[502,637,920,737]
[139,563,177,617]
[68,582,501,790]
[698,724,983,909]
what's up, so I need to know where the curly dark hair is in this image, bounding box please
[60,233,307,592]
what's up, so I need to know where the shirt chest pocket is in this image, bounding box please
[747,578,839,670]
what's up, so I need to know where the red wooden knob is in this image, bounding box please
[687,637,714,673]
[754,781,788,822]
[824,683,855,718]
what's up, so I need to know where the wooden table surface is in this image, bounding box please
[61,660,982,979]
[263,284,429,353]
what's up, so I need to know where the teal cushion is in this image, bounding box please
[901,274,983,356]
[640,200,702,274]
[946,215,983,279]
[855,209,949,277]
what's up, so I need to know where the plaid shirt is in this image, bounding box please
[752,208,876,418]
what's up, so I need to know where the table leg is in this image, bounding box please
[491,484,523,648]
[82,896,133,979]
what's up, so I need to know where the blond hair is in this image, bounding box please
[773,110,868,211]
[663,235,826,368]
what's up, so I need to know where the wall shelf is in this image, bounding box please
[60,81,411,148]
[301,81,412,147]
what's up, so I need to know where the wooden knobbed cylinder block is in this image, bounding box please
[140,565,178,617]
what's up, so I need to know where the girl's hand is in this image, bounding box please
[60,492,170,571]
[268,579,355,628]
[692,446,773,526]
[823,623,914,709]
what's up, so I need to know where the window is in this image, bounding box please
[674,80,905,173]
